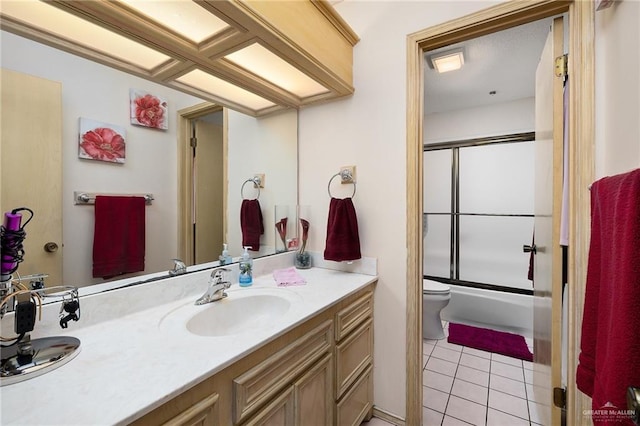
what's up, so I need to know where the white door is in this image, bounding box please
[532,16,564,426]
[1,69,63,286]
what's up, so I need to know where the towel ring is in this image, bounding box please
[241,178,261,200]
[327,172,356,198]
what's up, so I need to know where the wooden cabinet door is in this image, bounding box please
[242,388,294,426]
[294,354,333,426]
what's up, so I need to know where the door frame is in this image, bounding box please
[177,102,225,266]
[405,1,595,425]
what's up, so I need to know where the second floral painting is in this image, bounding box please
[130,89,168,130]
[78,118,126,164]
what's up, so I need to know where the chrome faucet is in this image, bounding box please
[169,259,187,276]
[195,268,231,305]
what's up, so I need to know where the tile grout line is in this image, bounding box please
[438,323,478,426]
[522,360,532,424]
[489,353,533,424]
[485,354,493,426]
[440,323,457,426]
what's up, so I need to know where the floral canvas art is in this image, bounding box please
[78,118,126,164]
[130,89,168,130]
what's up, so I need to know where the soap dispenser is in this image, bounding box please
[238,246,253,287]
[219,243,232,265]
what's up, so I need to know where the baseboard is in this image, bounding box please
[372,406,405,426]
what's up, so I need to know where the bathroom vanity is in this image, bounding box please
[133,282,374,426]
[0,259,376,426]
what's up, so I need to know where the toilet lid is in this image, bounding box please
[423,279,450,294]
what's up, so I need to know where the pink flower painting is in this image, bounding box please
[78,118,126,164]
[130,89,168,130]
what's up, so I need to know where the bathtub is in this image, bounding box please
[440,284,533,338]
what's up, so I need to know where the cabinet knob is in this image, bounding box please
[523,244,537,254]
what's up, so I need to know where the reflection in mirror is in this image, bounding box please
[179,104,298,267]
[0,31,298,289]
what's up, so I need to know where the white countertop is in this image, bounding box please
[0,266,376,425]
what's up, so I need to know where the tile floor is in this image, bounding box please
[421,321,548,426]
[361,321,549,426]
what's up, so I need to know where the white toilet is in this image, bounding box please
[422,279,451,340]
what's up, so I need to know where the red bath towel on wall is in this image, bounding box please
[324,197,361,262]
[576,168,640,425]
[93,196,146,278]
[240,199,264,251]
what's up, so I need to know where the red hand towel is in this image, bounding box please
[92,196,146,279]
[324,197,361,262]
[240,199,263,251]
[576,168,640,425]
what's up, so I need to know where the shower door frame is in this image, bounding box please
[423,133,536,295]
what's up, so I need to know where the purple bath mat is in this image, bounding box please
[447,323,533,362]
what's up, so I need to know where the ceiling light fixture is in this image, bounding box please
[1,0,358,116]
[428,49,465,73]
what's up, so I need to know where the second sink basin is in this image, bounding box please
[159,287,302,337]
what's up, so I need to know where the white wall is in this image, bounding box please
[594,0,640,178]
[226,109,298,258]
[298,1,499,417]
[424,97,534,143]
[1,31,203,287]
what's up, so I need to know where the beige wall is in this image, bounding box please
[298,1,499,417]
[594,0,640,178]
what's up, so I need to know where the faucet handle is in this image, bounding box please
[170,259,187,276]
[211,268,230,280]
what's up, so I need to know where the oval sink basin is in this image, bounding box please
[188,294,291,337]
[159,288,301,337]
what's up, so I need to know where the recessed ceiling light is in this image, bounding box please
[428,49,465,73]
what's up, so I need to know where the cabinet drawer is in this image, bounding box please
[161,393,219,426]
[336,365,373,426]
[233,320,333,424]
[335,318,373,397]
[335,291,373,341]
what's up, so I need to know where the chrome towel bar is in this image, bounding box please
[73,191,154,205]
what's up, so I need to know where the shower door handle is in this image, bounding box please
[523,244,537,254]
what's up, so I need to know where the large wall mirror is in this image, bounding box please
[1,31,298,289]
